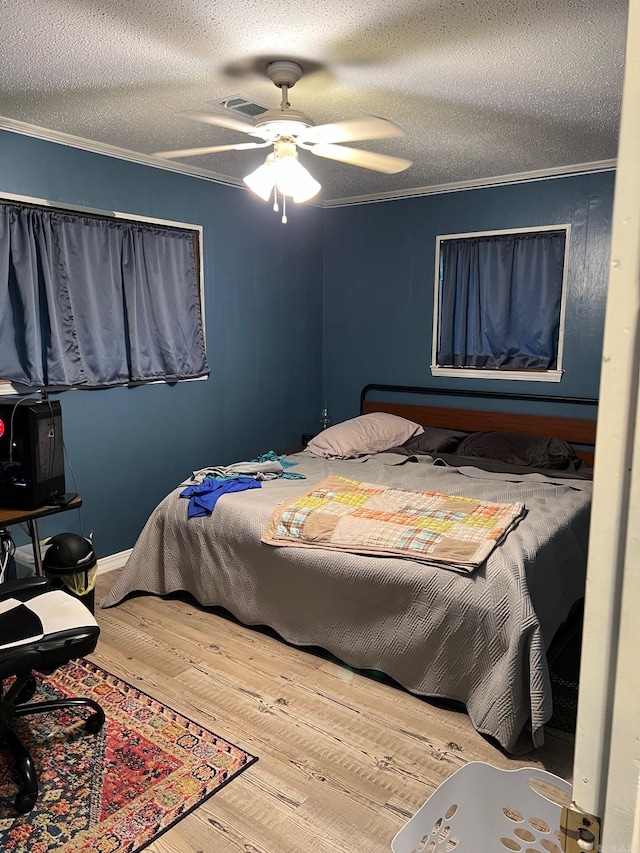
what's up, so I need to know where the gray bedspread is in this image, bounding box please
[101,451,592,753]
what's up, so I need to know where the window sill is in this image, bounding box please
[430,366,564,382]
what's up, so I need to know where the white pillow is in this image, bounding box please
[306,412,424,459]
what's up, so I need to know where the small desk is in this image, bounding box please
[0,496,82,576]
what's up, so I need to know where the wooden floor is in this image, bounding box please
[92,571,575,853]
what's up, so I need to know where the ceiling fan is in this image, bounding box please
[154,60,412,219]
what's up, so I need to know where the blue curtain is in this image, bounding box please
[0,206,52,386]
[0,201,208,388]
[437,230,566,370]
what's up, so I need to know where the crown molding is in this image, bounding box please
[0,116,616,207]
[0,116,245,188]
[324,159,617,207]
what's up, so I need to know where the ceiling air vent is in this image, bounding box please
[207,94,271,118]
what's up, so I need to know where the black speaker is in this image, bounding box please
[0,400,65,509]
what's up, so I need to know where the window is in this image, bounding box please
[0,194,208,393]
[431,225,570,382]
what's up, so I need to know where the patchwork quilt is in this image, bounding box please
[261,474,527,572]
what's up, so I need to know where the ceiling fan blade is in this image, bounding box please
[154,141,270,159]
[180,110,258,135]
[310,143,412,174]
[300,116,404,145]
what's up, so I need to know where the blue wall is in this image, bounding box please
[322,172,614,424]
[1,128,614,557]
[0,130,325,554]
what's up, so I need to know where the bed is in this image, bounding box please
[101,385,597,754]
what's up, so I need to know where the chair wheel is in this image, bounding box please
[15,676,37,704]
[15,791,37,814]
[85,712,104,734]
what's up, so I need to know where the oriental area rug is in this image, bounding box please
[0,658,257,853]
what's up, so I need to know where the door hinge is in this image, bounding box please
[560,805,601,851]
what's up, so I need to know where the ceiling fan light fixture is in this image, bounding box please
[243,143,321,206]
[243,159,276,201]
[276,155,321,203]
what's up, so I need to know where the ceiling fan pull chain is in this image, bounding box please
[272,184,279,212]
[282,193,288,224]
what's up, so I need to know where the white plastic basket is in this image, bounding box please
[391,761,571,853]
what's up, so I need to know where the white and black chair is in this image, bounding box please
[0,576,105,813]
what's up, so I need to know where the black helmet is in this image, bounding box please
[43,533,96,575]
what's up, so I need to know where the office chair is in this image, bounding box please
[0,576,105,814]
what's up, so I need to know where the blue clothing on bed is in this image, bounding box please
[180,477,262,517]
[251,450,306,479]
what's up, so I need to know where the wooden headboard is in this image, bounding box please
[360,384,598,466]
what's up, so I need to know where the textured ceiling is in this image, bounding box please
[0,0,629,204]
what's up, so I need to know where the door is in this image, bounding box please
[571,0,640,845]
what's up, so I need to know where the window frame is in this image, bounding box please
[430,223,571,382]
[0,190,206,396]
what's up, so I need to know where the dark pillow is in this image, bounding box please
[455,430,582,470]
[399,427,468,455]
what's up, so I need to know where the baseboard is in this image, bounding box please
[97,549,132,575]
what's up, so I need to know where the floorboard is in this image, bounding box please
[91,571,575,853]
